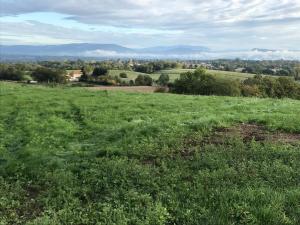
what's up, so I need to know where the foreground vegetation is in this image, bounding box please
[1,82,300,224]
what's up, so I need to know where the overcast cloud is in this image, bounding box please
[0,0,300,50]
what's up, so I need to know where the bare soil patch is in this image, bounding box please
[206,123,300,145]
[87,86,157,93]
[181,123,300,158]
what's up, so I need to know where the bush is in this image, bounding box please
[135,74,153,86]
[213,80,241,96]
[119,72,128,78]
[95,76,118,86]
[154,86,169,93]
[241,85,263,97]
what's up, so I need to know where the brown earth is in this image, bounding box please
[180,123,300,158]
[206,123,300,145]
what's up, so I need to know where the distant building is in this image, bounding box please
[27,80,38,84]
[235,68,245,72]
[67,70,82,82]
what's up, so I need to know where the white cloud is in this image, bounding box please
[80,48,300,60]
[0,0,299,50]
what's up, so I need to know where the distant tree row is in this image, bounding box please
[0,65,67,83]
[133,61,179,74]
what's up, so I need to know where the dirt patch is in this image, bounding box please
[16,185,43,222]
[179,123,300,158]
[87,86,157,93]
[206,123,300,145]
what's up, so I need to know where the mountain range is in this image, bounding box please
[0,43,209,56]
[0,43,299,60]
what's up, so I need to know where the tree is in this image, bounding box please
[294,67,300,81]
[32,67,67,83]
[81,65,93,76]
[157,74,169,86]
[172,68,216,95]
[0,66,25,81]
[172,67,241,96]
[135,74,153,86]
[277,69,290,76]
[275,77,298,98]
[93,67,108,77]
[119,72,128,78]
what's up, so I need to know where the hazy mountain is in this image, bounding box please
[0,43,210,56]
[1,43,300,60]
[0,43,134,56]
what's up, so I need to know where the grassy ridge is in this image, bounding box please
[108,69,149,80]
[157,69,257,81]
[1,82,300,224]
[110,68,267,82]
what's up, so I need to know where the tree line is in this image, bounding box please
[171,68,300,100]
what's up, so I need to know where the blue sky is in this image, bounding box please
[0,0,300,50]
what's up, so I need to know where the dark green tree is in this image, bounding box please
[157,74,170,86]
[135,74,153,86]
[32,67,67,83]
[93,67,108,77]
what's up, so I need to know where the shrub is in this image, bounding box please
[119,72,128,78]
[135,74,153,86]
[213,80,241,96]
[129,80,135,86]
[96,76,118,86]
[154,86,169,93]
[241,85,263,97]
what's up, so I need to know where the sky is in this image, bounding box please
[0,0,300,50]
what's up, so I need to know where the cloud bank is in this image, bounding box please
[83,49,300,60]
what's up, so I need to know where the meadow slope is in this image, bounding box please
[110,69,267,82]
[1,82,300,225]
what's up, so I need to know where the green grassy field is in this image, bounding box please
[1,82,300,225]
[110,69,265,82]
[108,69,149,80]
